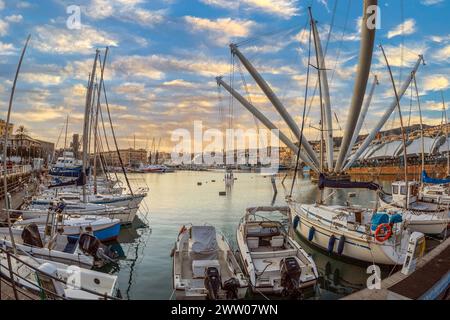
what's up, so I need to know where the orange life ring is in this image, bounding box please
[374,223,392,242]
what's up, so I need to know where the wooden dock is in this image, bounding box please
[1,278,39,300]
[343,237,450,300]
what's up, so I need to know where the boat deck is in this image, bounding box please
[343,236,450,300]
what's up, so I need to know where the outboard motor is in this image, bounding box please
[280,257,302,298]
[223,278,239,300]
[79,233,119,265]
[204,267,221,300]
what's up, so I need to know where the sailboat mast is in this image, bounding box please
[439,91,450,176]
[413,75,425,181]
[380,45,409,209]
[63,115,69,154]
[82,50,99,203]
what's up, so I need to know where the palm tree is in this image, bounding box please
[15,125,28,163]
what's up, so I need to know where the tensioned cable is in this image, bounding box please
[290,24,313,197]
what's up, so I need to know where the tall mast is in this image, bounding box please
[63,115,69,154]
[82,50,99,203]
[230,44,320,168]
[343,55,424,171]
[309,7,334,171]
[442,91,449,176]
[3,35,30,255]
[380,44,409,209]
[413,75,425,181]
[216,76,319,173]
[334,0,378,173]
[93,49,108,194]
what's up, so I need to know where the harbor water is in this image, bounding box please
[110,171,393,300]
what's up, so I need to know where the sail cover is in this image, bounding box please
[319,174,380,191]
[421,170,450,184]
[48,175,84,189]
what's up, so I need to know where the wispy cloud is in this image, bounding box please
[387,18,417,39]
[421,0,444,6]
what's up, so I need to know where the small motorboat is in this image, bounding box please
[0,253,119,300]
[172,225,248,300]
[236,207,318,298]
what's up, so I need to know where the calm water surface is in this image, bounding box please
[109,171,393,300]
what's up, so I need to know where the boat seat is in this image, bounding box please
[192,259,220,278]
[270,236,284,248]
[247,237,259,249]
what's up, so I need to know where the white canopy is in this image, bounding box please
[400,136,441,156]
[366,140,404,160]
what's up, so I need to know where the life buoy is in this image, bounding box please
[374,223,392,242]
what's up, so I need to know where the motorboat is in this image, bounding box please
[172,225,248,300]
[236,207,318,297]
[0,252,119,300]
[378,181,448,235]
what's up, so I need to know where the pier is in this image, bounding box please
[343,237,450,300]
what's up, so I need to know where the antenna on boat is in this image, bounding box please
[2,34,31,255]
[441,91,449,177]
[412,74,425,184]
[379,44,409,209]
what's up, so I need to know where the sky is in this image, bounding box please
[0,0,449,152]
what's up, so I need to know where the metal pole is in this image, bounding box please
[343,55,424,171]
[216,77,320,173]
[6,250,19,300]
[335,0,378,172]
[3,35,30,255]
[309,7,334,170]
[230,44,320,168]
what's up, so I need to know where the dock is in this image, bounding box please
[343,237,450,300]
[1,278,40,300]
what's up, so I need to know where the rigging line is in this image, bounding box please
[237,60,260,134]
[399,0,405,84]
[102,69,134,196]
[290,23,313,197]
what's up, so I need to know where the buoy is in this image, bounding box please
[327,235,336,253]
[308,226,315,241]
[293,215,300,229]
[337,235,345,255]
[211,180,216,182]
[219,191,226,196]
[197,182,202,186]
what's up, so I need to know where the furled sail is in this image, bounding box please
[318,174,380,191]
[421,170,450,184]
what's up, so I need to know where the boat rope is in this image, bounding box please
[101,65,134,196]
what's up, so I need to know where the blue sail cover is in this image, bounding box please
[318,174,380,191]
[421,170,450,184]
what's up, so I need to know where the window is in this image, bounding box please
[400,186,407,195]
[392,185,399,194]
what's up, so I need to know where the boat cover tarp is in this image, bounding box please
[422,170,450,184]
[191,226,218,260]
[371,213,390,231]
[48,175,84,189]
[319,174,380,191]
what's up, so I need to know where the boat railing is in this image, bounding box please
[0,246,120,300]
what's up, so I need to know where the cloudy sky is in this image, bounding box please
[0,0,449,152]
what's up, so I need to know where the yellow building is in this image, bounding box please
[0,119,14,136]
[100,148,148,166]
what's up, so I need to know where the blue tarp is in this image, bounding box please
[422,170,450,184]
[389,213,403,225]
[371,213,390,231]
